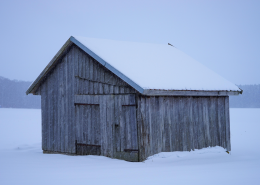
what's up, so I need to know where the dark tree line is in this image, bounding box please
[230,84,260,108]
[0,76,259,109]
[0,76,40,109]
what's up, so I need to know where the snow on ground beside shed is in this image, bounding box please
[0,108,259,185]
[73,37,240,91]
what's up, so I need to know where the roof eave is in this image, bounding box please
[142,89,242,96]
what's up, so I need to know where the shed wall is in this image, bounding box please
[39,44,137,157]
[137,96,231,161]
[40,46,75,154]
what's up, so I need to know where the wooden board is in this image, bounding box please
[137,96,231,161]
[75,104,101,155]
[73,45,137,95]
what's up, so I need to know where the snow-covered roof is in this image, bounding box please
[27,36,241,95]
[72,36,240,92]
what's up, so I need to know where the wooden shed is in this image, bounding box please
[27,36,242,162]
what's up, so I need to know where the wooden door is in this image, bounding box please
[114,95,139,161]
[75,104,101,155]
[121,105,138,152]
[74,94,139,161]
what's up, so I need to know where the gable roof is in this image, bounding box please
[26,36,242,95]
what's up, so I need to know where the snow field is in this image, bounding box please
[0,108,259,185]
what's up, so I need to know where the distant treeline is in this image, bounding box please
[0,76,40,109]
[0,76,259,109]
[230,84,260,108]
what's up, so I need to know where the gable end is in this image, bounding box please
[70,36,144,93]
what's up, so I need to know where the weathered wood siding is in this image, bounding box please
[40,46,76,154]
[39,44,138,159]
[74,94,138,161]
[137,96,231,161]
[75,104,100,147]
[73,45,136,95]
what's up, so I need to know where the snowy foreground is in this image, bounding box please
[0,108,259,185]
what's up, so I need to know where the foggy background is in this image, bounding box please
[0,0,259,108]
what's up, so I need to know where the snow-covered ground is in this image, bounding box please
[0,108,259,185]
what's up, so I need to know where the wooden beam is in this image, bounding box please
[142,89,241,96]
[74,95,100,105]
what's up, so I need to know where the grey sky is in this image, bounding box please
[1,0,259,85]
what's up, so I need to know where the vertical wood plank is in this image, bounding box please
[109,95,115,157]
[189,97,194,151]
[86,104,91,144]
[64,53,69,153]
[100,95,107,156]
[54,67,59,152]
[178,97,185,151]
[72,46,76,153]
[171,97,177,151]
[57,62,62,152]
[203,97,210,147]
[138,96,146,161]
[75,105,80,144]
[154,97,160,154]
[125,105,131,149]
[150,97,155,155]
[84,54,89,94]
[159,97,165,152]
[67,47,73,153]
[119,95,125,152]
[96,104,101,146]
[225,96,231,151]
[164,97,171,152]
[220,97,226,148]
[192,97,199,149]
[213,97,219,146]
[146,97,151,157]
[89,58,94,94]
[93,62,98,94]
[75,47,79,94]
[81,50,86,94]
[47,74,52,152]
[106,95,111,156]
[197,97,204,149]
[41,82,47,151]
[114,95,120,152]
[91,104,96,145]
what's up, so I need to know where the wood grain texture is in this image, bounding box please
[39,44,138,157]
[137,96,231,161]
[225,96,231,151]
[40,81,47,151]
[73,45,137,95]
[39,46,75,154]
[75,104,101,153]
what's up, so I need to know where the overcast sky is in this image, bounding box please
[1,0,259,85]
